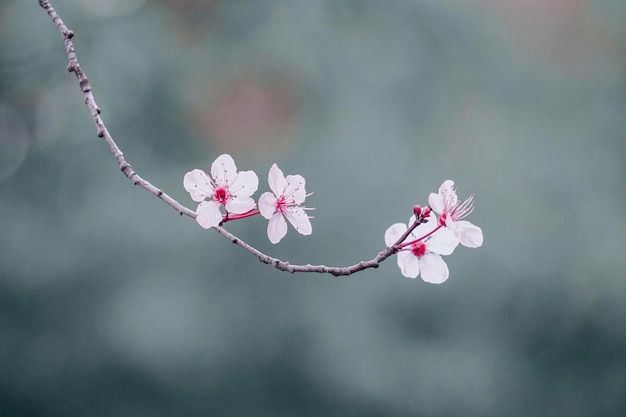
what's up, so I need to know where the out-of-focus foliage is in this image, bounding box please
[1,0,625,415]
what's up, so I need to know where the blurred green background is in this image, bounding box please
[1,0,626,415]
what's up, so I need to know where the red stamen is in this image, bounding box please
[276,195,286,213]
[214,187,228,204]
[411,242,426,257]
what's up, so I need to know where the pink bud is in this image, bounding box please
[413,205,422,217]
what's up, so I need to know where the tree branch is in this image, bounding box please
[39,0,400,276]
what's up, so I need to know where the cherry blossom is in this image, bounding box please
[258,163,312,244]
[385,215,459,283]
[428,180,483,248]
[183,154,259,229]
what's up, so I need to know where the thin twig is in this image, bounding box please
[39,0,400,276]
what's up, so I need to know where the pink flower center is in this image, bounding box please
[214,187,229,204]
[410,241,427,258]
[438,194,474,227]
[276,195,287,213]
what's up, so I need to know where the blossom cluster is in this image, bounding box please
[184,155,482,283]
[384,180,483,284]
[183,154,313,244]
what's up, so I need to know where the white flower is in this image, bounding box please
[428,180,483,248]
[258,163,312,244]
[384,215,459,284]
[183,154,259,229]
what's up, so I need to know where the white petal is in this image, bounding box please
[258,192,277,219]
[456,221,483,248]
[413,213,438,236]
[439,179,457,201]
[428,192,445,215]
[183,169,214,202]
[426,228,459,256]
[284,174,307,204]
[445,215,456,229]
[195,201,223,229]
[284,206,312,236]
[267,163,286,197]
[384,223,408,247]
[225,196,256,214]
[267,213,288,244]
[230,170,259,198]
[397,251,420,279]
[438,180,454,193]
[434,179,457,212]
[419,253,449,284]
[210,154,237,188]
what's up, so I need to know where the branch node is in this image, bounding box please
[79,79,91,93]
[120,162,134,179]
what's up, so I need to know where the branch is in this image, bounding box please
[39,0,400,277]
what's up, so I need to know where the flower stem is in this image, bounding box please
[398,224,442,248]
[221,209,260,224]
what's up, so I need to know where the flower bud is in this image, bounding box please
[413,205,422,217]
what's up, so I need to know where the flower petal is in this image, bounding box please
[267,163,286,197]
[195,200,223,229]
[445,215,456,229]
[428,192,445,215]
[183,169,214,202]
[438,179,457,207]
[397,251,420,279]
[429,180,457,215]
[258,192,277,219]
[455,221,483,248]
[384,223,408,247]
[230,169,259,198]
[284,206,312,235]
[225,196,256,214]
[267,213,288,244]
[426,228,459,256]
[210,154,237,188]
[419,253,449,284]
[412,213,438,236]
[284,174,307,204]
